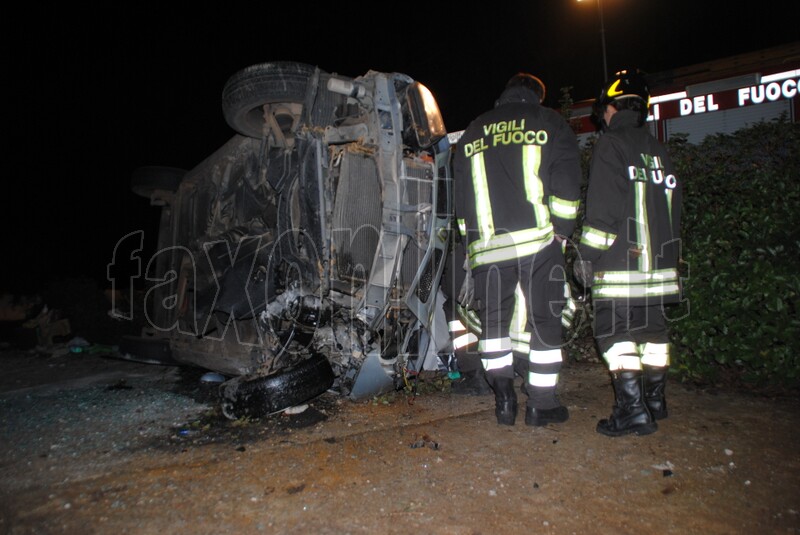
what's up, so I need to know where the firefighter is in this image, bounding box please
[453,73,582,426]
[575,68,683,437]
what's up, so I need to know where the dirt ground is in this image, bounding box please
[1,345,799,535]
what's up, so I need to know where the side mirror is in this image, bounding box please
[406,82,446,149]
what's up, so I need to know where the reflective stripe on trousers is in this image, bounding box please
[603,341,641,370]
[639,342,670,367]
[528,348,563,387]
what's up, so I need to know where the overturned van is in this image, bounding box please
[124,61,453,419]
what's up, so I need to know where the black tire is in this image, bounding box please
[131,166,186,198]
[221,61,317,139]
[219,352,335,420]
[116,334,181,366]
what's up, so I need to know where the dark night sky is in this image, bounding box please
[3,2,797,294]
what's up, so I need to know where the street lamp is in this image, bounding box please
[579,0,608,82]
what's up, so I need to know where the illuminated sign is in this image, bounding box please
[647,69,799,122]
[738,79,797,105]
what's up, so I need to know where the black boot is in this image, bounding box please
[643,365,669,420]
[485,370,517,426]
[525,405,569,426]
[451,366,493,396]
[523,384,569,426]
[596,370,657,437]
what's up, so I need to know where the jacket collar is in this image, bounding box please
[607,109,640,130]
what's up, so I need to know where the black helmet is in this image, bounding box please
[595,69,650,109]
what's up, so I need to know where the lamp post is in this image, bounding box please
[579,0,608,82]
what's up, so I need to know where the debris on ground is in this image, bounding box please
[66,336,91,353]
[22,305,72,349]
[410,433,440,450]
[283,404,309,415]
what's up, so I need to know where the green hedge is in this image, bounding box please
[668,117,800,390]
[566,116,800,392]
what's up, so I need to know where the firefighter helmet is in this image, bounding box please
[596,69,650,108]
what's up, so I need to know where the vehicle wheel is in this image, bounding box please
[116,334,181,366]
[221,61,318,139]
[130,166,185,198]
[219,352,335,420]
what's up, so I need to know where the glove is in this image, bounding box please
[573,260,593,289]
[561,282,577,329]
[457,257,475,309]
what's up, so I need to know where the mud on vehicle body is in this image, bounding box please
[128,61,453,418]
